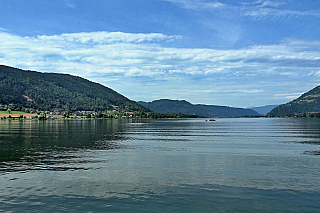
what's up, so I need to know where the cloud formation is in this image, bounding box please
[0,31,319,107]
[163,0,224,10]
[63,0,76,9]
[241,0,285,8]
[165,0,320,19]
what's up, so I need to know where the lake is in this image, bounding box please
[1,118,320,212]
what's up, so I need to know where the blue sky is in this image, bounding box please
[1,0,320,107]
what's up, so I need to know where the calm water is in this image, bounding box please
[1,118,320,212]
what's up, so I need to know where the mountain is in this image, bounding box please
[268,85,320,116]
[249,105,278,115]
[0,65,150,112]
[139,99,259,117]
[138,99,207,115]
[196,104,259,117]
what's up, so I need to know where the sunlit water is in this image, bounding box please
[1,118,320,212]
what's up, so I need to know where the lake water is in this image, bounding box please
[1,118,320,212]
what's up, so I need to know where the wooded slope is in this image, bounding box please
[0,65,150,112]
[268,86,320,115]
[139,99,259,117]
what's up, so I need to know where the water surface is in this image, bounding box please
[1,118,320,212]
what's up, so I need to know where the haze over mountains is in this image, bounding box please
[249,105,278,115]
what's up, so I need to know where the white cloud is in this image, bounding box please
[314,71,320,77]
[242,0,285,8]
[274,93,302,100]
[242,8,320,18]
[165,0,320,18]
[1,31,320,77]
[63,0,76,9]
[239,1,320,18]
[0,31,319,107]
[163,0,224,10]
[36,31,181,46]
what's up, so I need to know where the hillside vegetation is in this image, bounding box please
[268,85,320,116]
[138,100,207,116]
[0,65,150,112]
[139,99,259,118]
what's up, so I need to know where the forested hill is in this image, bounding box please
[196,104,259,117]
[139,99,207,116]
[0,65,150,112]
[139,99,259,117]
[268,85,320,116]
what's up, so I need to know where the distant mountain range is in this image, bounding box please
[138,99,260,117]
[1,65,319,117]
[249,105,278,115]
[0,65,150,112]
[268,85,320,115]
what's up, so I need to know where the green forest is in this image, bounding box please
[268,85,320,116]
[0,65,150,112]
[139,99,259,118]
[2,65,319,117]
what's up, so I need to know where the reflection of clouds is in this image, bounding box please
[1,118,320,213]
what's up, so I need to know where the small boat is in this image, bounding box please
[209,119,216,121]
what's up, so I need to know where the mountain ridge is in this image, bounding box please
[0,65,150,112]
[268,85,320,115]
[4,65,318,117]
[139,99,259,117]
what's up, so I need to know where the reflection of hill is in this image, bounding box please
[273,118,320,155]
[0,120,128,173]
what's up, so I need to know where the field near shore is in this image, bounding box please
[0,111,39,118]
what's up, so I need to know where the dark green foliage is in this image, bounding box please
[139,99,259,118]
[268,86,320,116]
[196,104,259,117]
[0,65,150,112]
[146,112,202,119]
[138,99,207,116]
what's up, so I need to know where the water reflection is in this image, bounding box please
[1,118,320,212]
[270,118,320,154]
[0,119,129,173]
[1,183,319,212]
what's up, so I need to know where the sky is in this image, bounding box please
[0,0,320,108]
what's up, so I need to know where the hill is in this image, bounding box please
[268,85,320,116]
[138,99,207,116]
[196,104,259,117]
[139,99,259,117]
[249,105,278,115]
[0,65,150,112]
